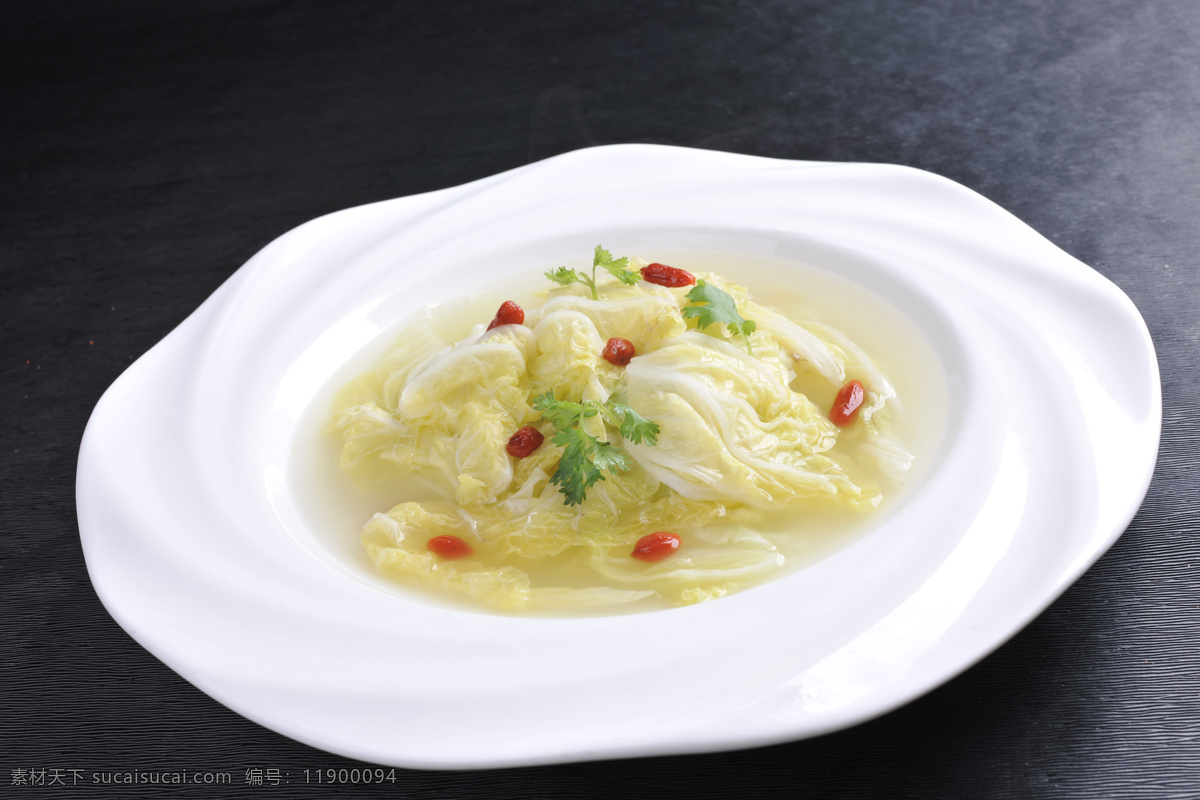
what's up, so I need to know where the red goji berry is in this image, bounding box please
[602,337,636,366]
[829,380,865,426]
[427,535,474,559]
[640,263,696,287]
[506,425,544,458]
[631,532,681,562]
[487,300,525,330]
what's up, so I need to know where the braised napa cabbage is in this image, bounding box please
[331,255,911,612]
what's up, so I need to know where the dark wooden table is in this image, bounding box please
[4,2,1198,797]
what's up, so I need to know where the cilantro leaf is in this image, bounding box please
[550,427,602,506]
[532,391,659,505]
[590,441,632,473]
[593,245,640,287]
[682,280,758,355]
[533,391,587,430]
[603,401,660,446]
[543,245,638,300]
[545,266,580,286]
[533,392,602,505]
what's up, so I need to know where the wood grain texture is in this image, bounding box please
[3,1,1198,797]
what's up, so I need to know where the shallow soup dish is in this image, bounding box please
[77,145,1160,768]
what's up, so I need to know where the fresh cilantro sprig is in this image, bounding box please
[531,390,660,506]
[545,245,640,301]
[682,280,757,355]
[598,397,659,446]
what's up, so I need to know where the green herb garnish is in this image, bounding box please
[545,245,640,301]
[682,280,757,355]
[532,390,660,506]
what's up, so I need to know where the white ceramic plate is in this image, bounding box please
[77,145,1160,769]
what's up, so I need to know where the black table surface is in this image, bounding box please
[4,2,1198,798]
